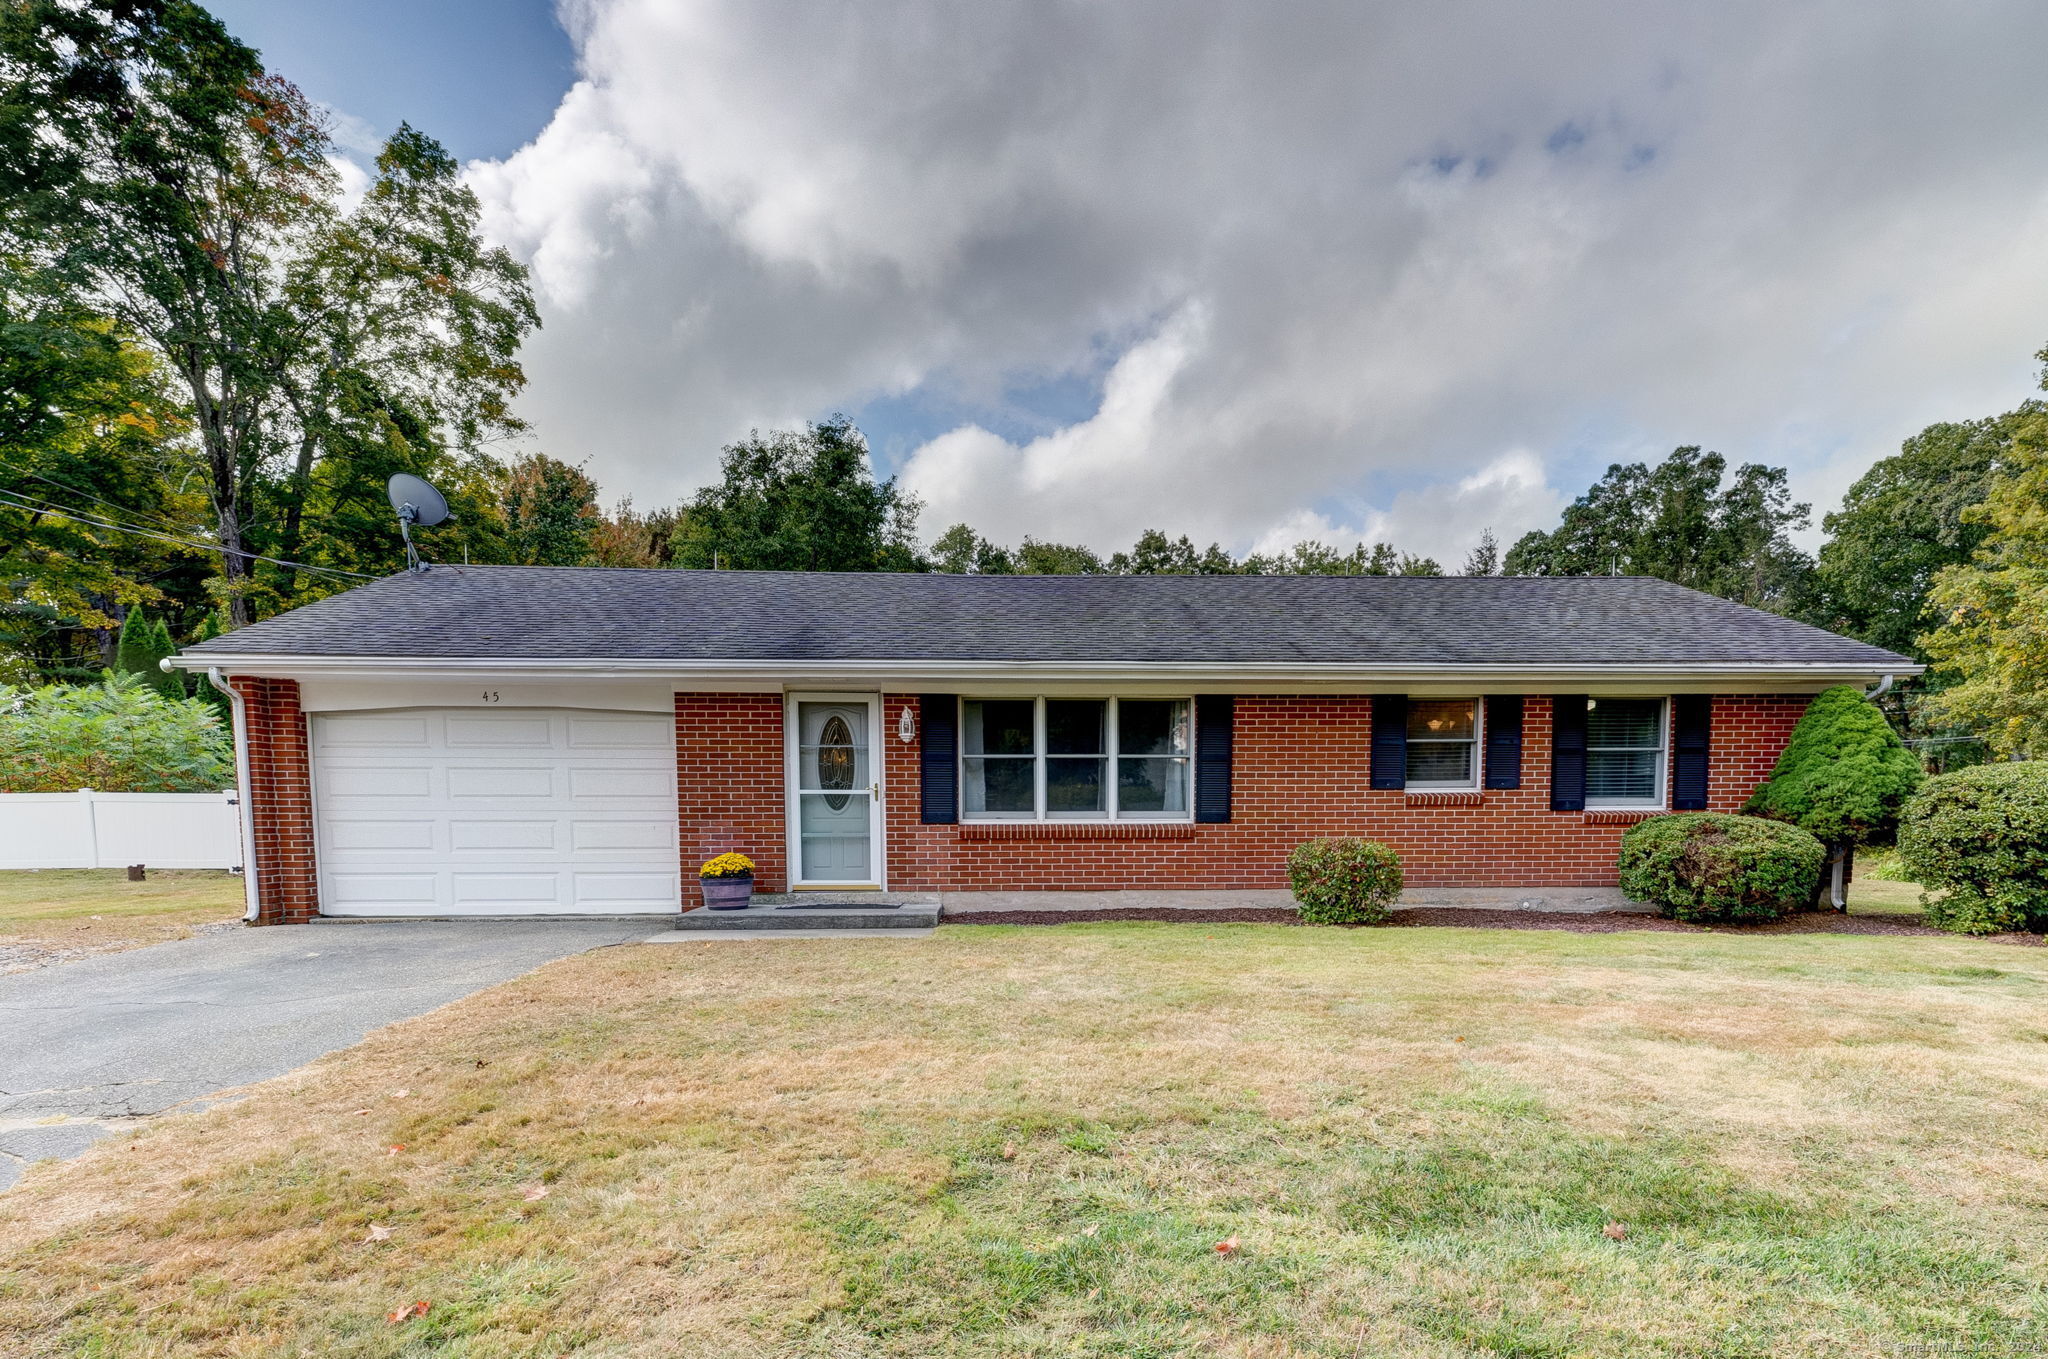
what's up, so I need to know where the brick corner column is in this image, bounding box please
[228,676,318,925]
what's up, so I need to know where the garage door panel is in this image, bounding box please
[568,716,670,747]
[447,765,557,798]
[320,715,431,746]
[323,766,434,799]
[568,767,668,799]
[451,872,562,904]
[328,873,440,909]
[571,819,671,851]
[573,872,680,906]
[449,819,558,851]
[446,714,556,746]
[327,820,437,851]
[313,707,678,917]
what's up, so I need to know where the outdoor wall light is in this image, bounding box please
[898,706,916,743]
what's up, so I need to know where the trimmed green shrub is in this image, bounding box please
[0,673,233,792]
[1287,837,1404,925]
[1618,813,1826,924]
[1744,686,1922,845]
[1897,762,2048,935]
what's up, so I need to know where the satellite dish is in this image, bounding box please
[386,473,452,572]
[387,473,450,528]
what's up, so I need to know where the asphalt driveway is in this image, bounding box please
[0,919,652,1191]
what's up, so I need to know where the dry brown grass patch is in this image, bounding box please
[3,924,2046,1356]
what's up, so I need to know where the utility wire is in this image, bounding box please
[0,487,377,581]
[25,469,199,536]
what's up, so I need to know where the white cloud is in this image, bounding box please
[466,0,2048,562]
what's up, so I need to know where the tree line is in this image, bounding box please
[5,1,2045,764]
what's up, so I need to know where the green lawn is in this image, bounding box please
[3,919,2044,1356]
[1846,848,1933,916]
[0,868,243,961]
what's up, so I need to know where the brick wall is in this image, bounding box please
[230,676,319,924]
[233,686,1810,920]
[675,692,787,905]
[876,692,1811,891]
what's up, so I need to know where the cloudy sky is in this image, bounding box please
[213,0,2048,565]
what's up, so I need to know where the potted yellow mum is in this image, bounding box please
[699,853,756,910]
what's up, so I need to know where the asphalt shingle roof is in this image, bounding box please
[178,566,1913,669]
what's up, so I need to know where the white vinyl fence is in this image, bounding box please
[0,790,243,871]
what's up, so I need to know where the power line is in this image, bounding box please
[0,487,377,582]
[24,469,197,536]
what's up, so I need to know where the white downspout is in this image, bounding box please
[203,666,261,924]
[1865,673,1896,699]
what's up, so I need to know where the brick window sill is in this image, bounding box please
[956,822,1199,841]
[1582,809,1662,825]
[1405,791,1485,807]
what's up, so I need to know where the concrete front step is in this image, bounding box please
[674,894,940,931]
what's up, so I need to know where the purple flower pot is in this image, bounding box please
[700,876,754,910]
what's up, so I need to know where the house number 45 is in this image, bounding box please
[480,691,501,703]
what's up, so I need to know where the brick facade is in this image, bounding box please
[674,692,788,905]
[229,676,319,925]
[874,692,1808,892]
[232,684,1812,919]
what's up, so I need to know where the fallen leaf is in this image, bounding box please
[1454,1036,1466,1043]
[1080,1223,1099,1237]
[1214,1236,1240,1256]
[386,1300,430,1325]
[391,1089,409,1099]
[350,1108,371,1117]
[1087,1287,1102,1300]
[1603,1221,1628,1241]
[522,1183,549,1202]
[1001,1142,1018,1160]
[386,1144,405,1157]
[364,1223,392,1243]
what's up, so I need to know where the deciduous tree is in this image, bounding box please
[1923,403,2048,757]
[1503,447,1811,610]
[502,454,600,567]
[673,418,924,572]
[0,2,534,620]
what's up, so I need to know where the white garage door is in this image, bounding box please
[312,708,679,916]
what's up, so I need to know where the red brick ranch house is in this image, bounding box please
[166,567,1917,924]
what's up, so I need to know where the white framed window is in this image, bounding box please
[1406,698,1480,789]
[960,697,1192,821]
[1586,697,1668,809]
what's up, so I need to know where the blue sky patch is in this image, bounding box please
[207,0,575,163]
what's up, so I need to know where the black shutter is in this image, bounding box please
[1194,695,1233,823]
[1483,695,1524,789]
[1371,695,1408,790]
[1551,695,1588,811]
[919,694,958,824]
[1672,694,1711,810]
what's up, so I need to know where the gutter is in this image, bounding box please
[162,653,1926,687]
[200,665,261,924]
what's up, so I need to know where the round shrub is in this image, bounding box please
[1897,762,2048,935]
[1287,837,1404,925]
[1618,813,1826,924]
[1743,686,1923,845]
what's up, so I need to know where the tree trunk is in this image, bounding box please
[185,357,254,628]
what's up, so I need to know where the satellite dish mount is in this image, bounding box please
[386,473,452,573]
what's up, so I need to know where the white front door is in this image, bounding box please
[788,695,882,886]
[311,707,680,916]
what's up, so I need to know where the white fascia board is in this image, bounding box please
[167,652,1920,694]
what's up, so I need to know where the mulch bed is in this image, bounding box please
[941,905,2044,943]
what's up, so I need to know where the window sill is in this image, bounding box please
[1582,808,1663,825]
[957,822,1198,841]
[1405,790,1484,807]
